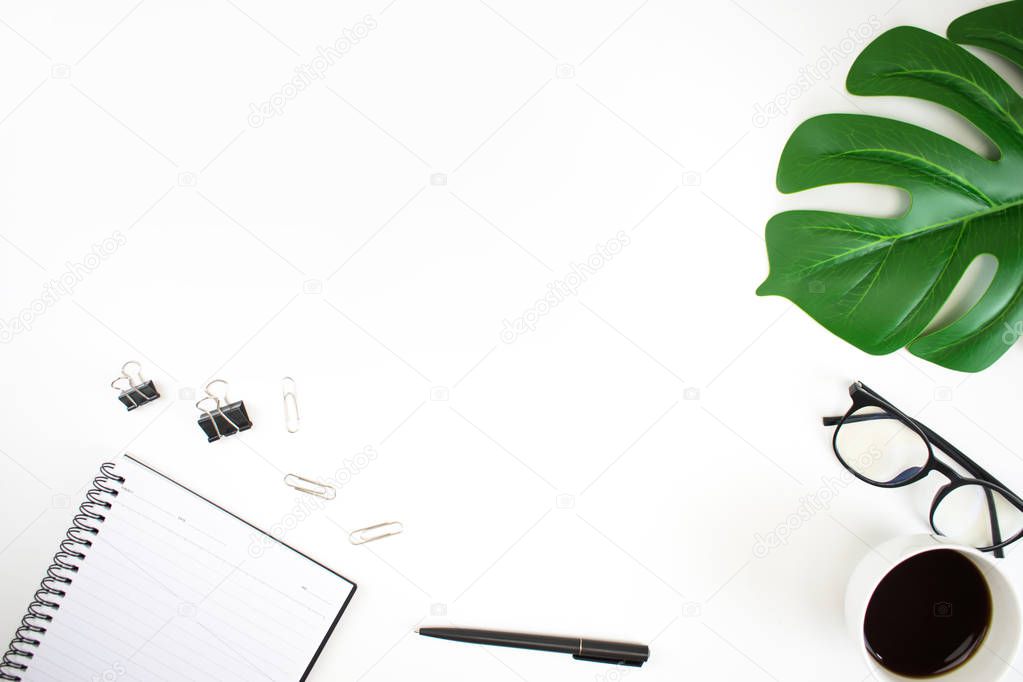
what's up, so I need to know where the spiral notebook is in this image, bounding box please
[1,455,357,682]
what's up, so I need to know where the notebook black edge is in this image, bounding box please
[122,453,357,681]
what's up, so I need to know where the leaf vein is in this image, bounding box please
[884,67,1023,138]
[847,246,892,317]
[881,220,969,343]
[794,197,1023,277]
[829,148,993,206]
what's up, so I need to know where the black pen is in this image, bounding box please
[417,627,649,666]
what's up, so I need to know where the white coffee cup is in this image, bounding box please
[846,535,1021,681]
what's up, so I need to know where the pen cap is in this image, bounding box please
[575,638,649,667]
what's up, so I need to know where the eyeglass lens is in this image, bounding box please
[835,407,928,486]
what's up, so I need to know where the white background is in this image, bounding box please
[2,0,1023,680]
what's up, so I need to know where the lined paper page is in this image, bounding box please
[24,456,355,682]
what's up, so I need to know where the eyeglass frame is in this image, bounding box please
[823,381,1023,556]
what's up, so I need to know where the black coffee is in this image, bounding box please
[863,549,991,677]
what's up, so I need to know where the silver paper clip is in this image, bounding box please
[282,377,300,433]
[284,474,336,500]
[349,521,404,545]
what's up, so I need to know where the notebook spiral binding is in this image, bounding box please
[0,462,123,682]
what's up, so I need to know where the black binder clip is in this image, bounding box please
[196,379,252,442]
[111,361,160,411]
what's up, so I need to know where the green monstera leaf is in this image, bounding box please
[757,1,1023,372]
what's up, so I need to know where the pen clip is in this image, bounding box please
[572,654,645,667]
[574,638,649,667]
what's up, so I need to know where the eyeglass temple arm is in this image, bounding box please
[986,487,1005,557]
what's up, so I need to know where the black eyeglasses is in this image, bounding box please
[823,381,1023,557]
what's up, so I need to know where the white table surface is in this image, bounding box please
[2,1,1022,680]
